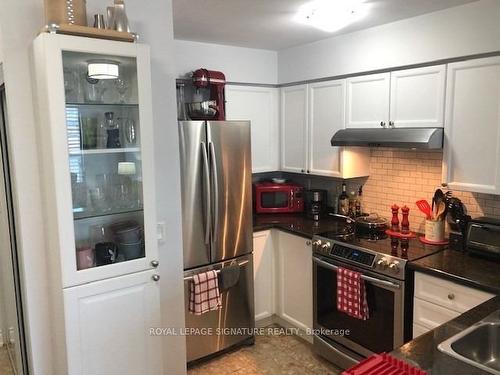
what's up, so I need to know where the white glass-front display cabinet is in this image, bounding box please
[33,34,159,288]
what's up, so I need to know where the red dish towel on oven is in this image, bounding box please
[189,270,222,315]
[337,267,369,320]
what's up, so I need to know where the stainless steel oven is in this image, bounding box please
[312,254,404,369]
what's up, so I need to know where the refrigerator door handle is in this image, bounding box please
[209,141,220,241]
[201,142,211,245]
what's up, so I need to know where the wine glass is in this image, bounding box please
[114,78,129,104]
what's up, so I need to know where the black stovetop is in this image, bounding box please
[317,230,447,262]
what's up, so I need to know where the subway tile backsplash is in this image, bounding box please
[253,148,500,234]
[362,148,500,233]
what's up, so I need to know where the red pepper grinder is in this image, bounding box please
[401,205,410,234]
[391,204,400,232]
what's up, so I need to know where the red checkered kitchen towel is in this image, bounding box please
[337,267,369,320]
[189,270,222,315]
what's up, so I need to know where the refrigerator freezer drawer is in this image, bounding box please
[184,254,255,363]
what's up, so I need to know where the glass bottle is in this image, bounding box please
[338,182,349,216]
[104,112,121,148]
[355,185,363,217]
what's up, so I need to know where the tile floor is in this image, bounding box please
[0,346,14,375]
[188,329,341,375]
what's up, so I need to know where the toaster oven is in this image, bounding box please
[466,217,500,259]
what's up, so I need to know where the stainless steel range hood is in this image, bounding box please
[331,127,444,149]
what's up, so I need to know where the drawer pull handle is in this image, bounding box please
[447,293,455,300]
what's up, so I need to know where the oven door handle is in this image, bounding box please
[313,257,400,289]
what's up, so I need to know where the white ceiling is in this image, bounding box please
[172,0,479,50]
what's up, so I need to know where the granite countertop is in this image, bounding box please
[391,295,500,374]
[253,213,342,238]
[409,249,500,294]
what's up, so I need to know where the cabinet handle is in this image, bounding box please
[380,121,386,128]
[301,169,305,173]
[151,260,159,268]
[389,121,395,128]
[447,293,455,300]
[306,240,312,246]
[152,274,160,282]
[306,170,310,174]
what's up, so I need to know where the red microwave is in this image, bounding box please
[254,182,304,214]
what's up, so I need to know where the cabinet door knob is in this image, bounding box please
[306,240,312,246]
[447,293,455,300]
[380,121,386,128]
[151,260,159,268]
[389,121,395,128]
[306,170,310,174]
[152,274,160,282]
[301,169,305,173]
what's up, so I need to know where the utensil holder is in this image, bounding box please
[425,219,445,242]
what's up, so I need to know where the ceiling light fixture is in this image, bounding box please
[294,0,370,33]
[87,60,120,80]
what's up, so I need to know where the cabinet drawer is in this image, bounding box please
[412,323,430,339]
[413,297,460,330]
[414,272,494,313]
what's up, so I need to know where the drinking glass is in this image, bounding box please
[114,78,129,103]
[89,187,107,213]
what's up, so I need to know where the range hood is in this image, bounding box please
[331,127,444,149]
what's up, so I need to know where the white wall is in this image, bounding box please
[278,0,500,83]
[0,1,54,374]
[174,39,278,84]
[123,2,187,375]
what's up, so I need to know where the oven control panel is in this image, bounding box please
[312,239,375,267]
[312,235,406,279]
[330,244,375,267]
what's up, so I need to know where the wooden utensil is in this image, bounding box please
[432,189,445,219]
[416,200,432,220]
[435,201,446,221]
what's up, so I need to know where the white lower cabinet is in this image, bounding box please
[412,272,495,338]
[276,231,313,335]
[253,230,276,322]
[64,270,162,375]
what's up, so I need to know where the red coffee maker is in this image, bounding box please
[189,68,226,121]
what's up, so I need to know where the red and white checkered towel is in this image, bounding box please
[189,270,222,315]
[337,267,369,320]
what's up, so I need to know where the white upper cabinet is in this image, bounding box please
[281,85,308,173]
[443,57,500,194]
[225,86,279,172]
[346,73,390,128]
[308,80,370,178]
[32,34,159,288]
[281,82,370,178]
[308,80,344,176]
[346,67,446,129]
[390,65,446,128]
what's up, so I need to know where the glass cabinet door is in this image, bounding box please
[62,51,145,271]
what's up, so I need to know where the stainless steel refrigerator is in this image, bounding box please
[178,120,254,363]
